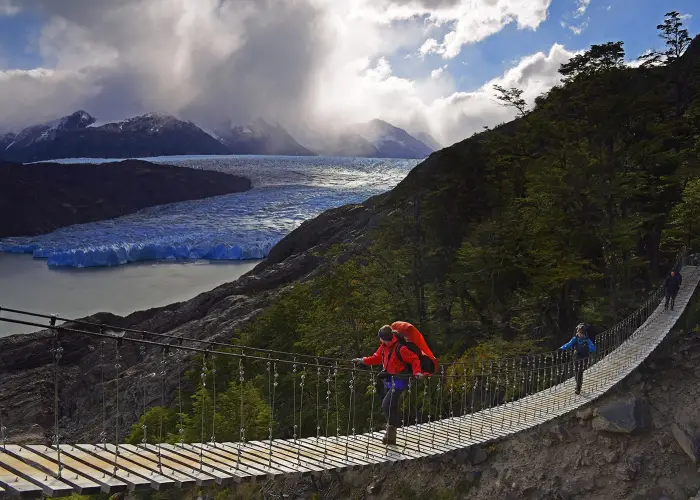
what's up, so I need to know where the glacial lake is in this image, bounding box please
[0,155,417,336]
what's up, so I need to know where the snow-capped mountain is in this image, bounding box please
[302,132,380,158]
[214,119,316,156]
[355,119,434,159]
[303,120,435,159]
[0,111,436,162]
[4,111,95,154]
[0,132,16,153]
[0,112,230,162]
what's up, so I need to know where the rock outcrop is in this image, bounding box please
[0,159,251,238]
[591,397,653,434]
[671,406,700,463]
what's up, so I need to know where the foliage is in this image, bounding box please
[126,406,179,445]
[493,85,528,116]
[143,14,699,447]
[641,11,693,66]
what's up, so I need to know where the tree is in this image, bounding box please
[493,85,528,116]
[663,179,700,250]
[559,42,625,82]
[126,406,180,445]
[658,11,692,62]
[641,11,694,117]
[639,11,692,68]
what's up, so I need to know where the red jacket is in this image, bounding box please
[362,338,422,375]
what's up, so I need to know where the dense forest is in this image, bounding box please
[125,13,700,449]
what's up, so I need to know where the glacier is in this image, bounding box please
[0,155,418,269]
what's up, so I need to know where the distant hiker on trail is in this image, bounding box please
[664,270,681,311]
[352,322,437,445]
[560,323,596,395]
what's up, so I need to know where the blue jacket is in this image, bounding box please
[560,335,596,358]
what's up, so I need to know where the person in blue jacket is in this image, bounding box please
[560,323,596,395]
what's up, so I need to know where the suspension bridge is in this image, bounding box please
[0,251,697,497]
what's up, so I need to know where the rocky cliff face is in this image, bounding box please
[0,159,252,238]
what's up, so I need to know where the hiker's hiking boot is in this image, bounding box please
[382,425,397,445]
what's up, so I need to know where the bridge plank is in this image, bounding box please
[293,438,376,468]
[158,444,259,482]
[0,463,43,498]
[161,443,268,482]
[138,444,236,486]
[187,443,288,479]
[24,445,127,495]
[297,436,394,468]
[120,444,216,487]
[315,436,399,463]
[97,444,201,489]
[321,436,414,463]
[0,450,73,497]
[55,446,151,491]
[217,443,310,476]
[74,445,175,490]
[264,439,358,471]
[229,442,314,474]
[243,440,337,475]
[1,446,102,496]
[117,445,215,488]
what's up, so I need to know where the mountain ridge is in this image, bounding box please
[0,112,435,162]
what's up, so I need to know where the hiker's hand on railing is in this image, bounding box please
[414,373,424,379]
[351,358,364,365]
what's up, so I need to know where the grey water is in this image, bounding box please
[0,253,257,337]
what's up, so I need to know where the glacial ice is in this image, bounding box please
[1,155,418,268]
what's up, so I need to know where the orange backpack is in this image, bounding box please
[391,321,439,374]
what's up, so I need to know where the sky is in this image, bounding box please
[0,0,697,148]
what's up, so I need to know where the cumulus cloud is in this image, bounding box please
[0,0,571,147]
[407,0,553,59]
[317,43,573,147]
[431,65,448,79]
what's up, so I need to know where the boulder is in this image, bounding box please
[366,481,382,495]
[468,445,488,465]
[576,407,593,420]
[592,397,653,434]
[615,454,643,481]
[671,406,700,463]
[629,370,643,384]
[551,423,572,442]
[463,470,482,484]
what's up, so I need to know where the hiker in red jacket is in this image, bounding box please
[352,325,424,445]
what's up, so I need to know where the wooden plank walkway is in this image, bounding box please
[0,265,696,497]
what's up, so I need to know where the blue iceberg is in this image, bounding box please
[1,155,418,268]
